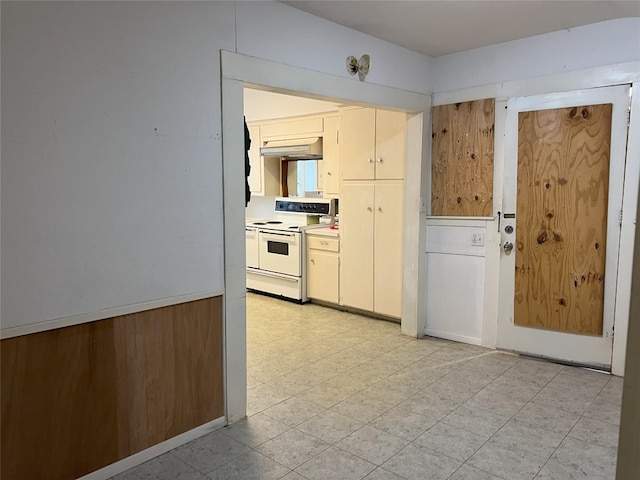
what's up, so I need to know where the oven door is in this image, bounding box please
[258,230,301,276]
[245,227,259,269]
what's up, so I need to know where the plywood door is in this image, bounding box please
[375,110,406,180]
[341,183,374,310]
[342,108,376,180]
[515,104,612,335]
[497,85,630,369]
[373,183,404,317]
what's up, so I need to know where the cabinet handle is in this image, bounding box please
[310,259,315,265]
[327,171,332,176]
[367,206,373,212]
[368,158,374,163]
[377,158,383,163]
[320,241,329,245]
[378,206,383,212]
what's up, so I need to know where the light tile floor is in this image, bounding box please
[114,293,622,480]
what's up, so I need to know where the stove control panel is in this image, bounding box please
[275,199,335,216]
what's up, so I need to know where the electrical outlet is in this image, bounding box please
[471,233,485,246]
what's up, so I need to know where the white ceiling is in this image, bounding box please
[282,0,640,57]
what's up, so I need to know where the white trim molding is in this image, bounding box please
[0,289,225,340]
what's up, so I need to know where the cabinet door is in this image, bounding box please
[307,250,339,303]
[341,108,375,180]
[322,116,340,197]
[375,110,406,180]
[374,183,404,317]
[341,183,374,310]
[247,124,262,193]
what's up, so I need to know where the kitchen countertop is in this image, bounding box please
[305,226,339,237]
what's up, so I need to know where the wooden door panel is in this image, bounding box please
[515,104,612,335]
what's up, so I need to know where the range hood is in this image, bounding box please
[260,137,322,159]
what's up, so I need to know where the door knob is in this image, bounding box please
[503,241,514,252]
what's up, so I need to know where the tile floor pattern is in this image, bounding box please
[115,293,622,480]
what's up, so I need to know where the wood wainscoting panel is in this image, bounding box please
[1,296,224,480]
[431,99,495,216]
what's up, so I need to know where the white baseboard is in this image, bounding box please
[76,417,227,480]
[424,328,483,347]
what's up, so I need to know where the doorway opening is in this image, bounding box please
[222,51,431,423]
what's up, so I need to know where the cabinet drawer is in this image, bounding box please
[307,236,339,252]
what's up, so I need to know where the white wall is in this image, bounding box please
[236,1,433,96]
[432,18,640,93]
[1,1,434,334]
[1,2,235,331]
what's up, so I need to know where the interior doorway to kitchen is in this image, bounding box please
[221,51,431,423]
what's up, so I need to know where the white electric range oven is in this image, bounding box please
[246,198,336,302]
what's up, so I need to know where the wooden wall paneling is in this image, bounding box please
[431,99,495,216]
[1,296,224,480]
[114,297,224,455]
[1,321,119,480]
[514,105,611,335]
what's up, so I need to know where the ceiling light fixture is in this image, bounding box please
[346,54,370,81]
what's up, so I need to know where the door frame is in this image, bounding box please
[220,51,431,423]
[496,85,632,370]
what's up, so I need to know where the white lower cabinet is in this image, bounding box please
[341,182,403,318]
[306,234,340,304]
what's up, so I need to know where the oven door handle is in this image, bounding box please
[260,231,297,239]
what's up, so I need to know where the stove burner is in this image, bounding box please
[266,221,283,224]
[288,226,299,229]
[252,222,267,225]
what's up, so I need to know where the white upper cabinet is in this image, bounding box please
[247,124,262,193]
[247,123,280,196]
[341,108,406,181]
[322,115,340,197]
